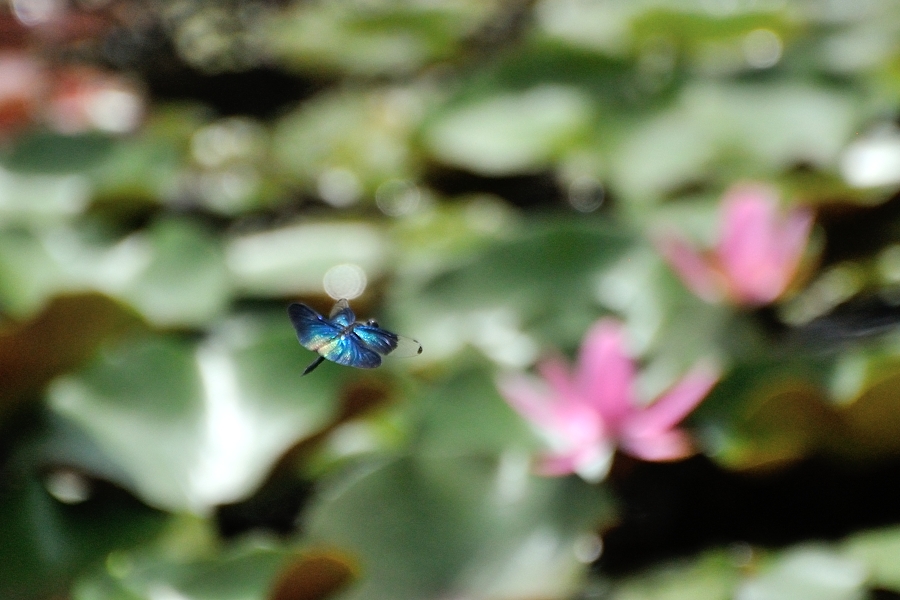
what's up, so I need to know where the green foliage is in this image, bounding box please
[307,454,610,600]
[5,1,900,599]
[3,132,116,174]
[266,0,501,76]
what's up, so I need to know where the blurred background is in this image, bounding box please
[5,0,900,599]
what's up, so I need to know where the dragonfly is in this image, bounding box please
[288,298,422,375]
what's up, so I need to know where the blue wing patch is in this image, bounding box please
[319,334,383,369]
[289,299,421,374]
[353,325,399,355]
[329,298,356,327]
[288,303,341,352]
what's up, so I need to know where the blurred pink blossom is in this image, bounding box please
[657,184,814,306]
[47,67,144,134]
[0,52,45,133]
[0,54,144,137]
[497,319,719,482]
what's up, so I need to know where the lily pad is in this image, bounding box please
[2,132,115,173]
[306,454,611,600]
[46,320,344,512]
[266,0,500,76]
[424,85,593,176]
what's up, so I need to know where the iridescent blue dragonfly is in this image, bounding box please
[288,298,422,375]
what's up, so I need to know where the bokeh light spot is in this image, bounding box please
[192,118,264,168]
[317,167,362,207]
[45,470,91,504]
[12,0,63,25]
[567,175,605,212]
[87,87,143,133]
[841,126,900,188]
[375,179,422,216]
[743,28,782,69]
[323,263,367,300]
[573,533,603,563]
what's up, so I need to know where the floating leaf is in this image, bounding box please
[0,467,164,600]
[734,546,866,600]
[2,132,115,173]
[0,228,64,317]
[307,454,611,600]
[608,550,742,600]
[226,222,388,296]
[47,321,343,512]
[116,219,231,327]
[424,85,593,175]
[266,0,500,76]
[273,88,422,200]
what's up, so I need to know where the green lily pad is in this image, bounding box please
[734,546,866,600]
[423,219,632,312]
[0,167,91,226]
[412,365,539,457]
[607,550,742,600]
[385,217,632,366]
[272,89,422,199]
[226,221,388,296]
[0,293,141,417]
[694,355,840,469]
[2,132,115,173]
[46,321,343,512]
[843,525,900,592]
[71,520,348,600]
[0,466,164,600]
[116,219,231,327]
[266,0,499,76]
[306,454,611,600]
[610,82,858,201]
[424,85,593,176]
[0,228,64,317]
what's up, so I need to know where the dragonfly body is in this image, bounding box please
[288,299,421,375]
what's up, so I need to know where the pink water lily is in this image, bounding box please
[657,184,814,306]
[498,319,719,482]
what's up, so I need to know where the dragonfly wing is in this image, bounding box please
[354,325,423,358]
[319,334,382,369]
[288,303,341,352]
[392,334,424,358]
[329,299,356,328]
[329,298,350,317]
[352,325,398,355]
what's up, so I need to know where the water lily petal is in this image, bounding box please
[576,319,636,425]
[499,372,607,458]
[625,361,719,437]
[717,185,807,304]
[655,234,724,303]
[718,185,781,273]
[536,356,577,401]
[498,318,716,480]
[620,428,693,461]
[497,373,555,426]
[776,206,814,277]
[536,453,584,476]
[536,441,614,482]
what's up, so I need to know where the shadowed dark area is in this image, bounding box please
[598,454,900,575]
[426,166,566,210]
[216,476,314,538]
[145,65,322,118]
